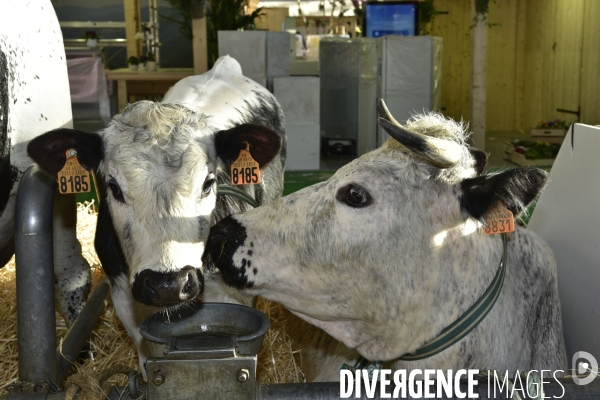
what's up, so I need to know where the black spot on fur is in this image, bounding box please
[94,175,129,280]
[0,48,12,213]
[206,216,253,289]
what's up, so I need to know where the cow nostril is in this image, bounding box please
[181,272,195,295]
[143,277,159,299]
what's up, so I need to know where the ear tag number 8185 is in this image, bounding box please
[231,142,261,185]
[57,149,91,194]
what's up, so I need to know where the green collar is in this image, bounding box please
[216,184,259,208]
[344,233,508,371]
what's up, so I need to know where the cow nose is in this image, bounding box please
[132,266,204,307]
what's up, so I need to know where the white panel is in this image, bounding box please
[377,35,439,147]
[218,31,267,79]
[274,77,319,125]
[267,32,292,77]
[284,124,320,171]
[527,124,600,361]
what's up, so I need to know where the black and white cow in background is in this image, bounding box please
[1,0,92,325]
[207,100,567,381]
[28,55,286,378]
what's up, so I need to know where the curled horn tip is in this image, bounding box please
[377,99,402,126]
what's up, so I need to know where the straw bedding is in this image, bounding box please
[0,201,304,393]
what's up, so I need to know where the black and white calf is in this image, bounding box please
[28,56,286,377]
[207,100,567,381]
[1,0,91,325]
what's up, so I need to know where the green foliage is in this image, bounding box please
[162,0,265,68]
[162,0,193,41]
[511,140,560,160]
[206,0,265,67]
[470,0,499,29]
[535,119,569,130]
[418,0,438,25]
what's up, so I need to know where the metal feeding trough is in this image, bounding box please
[140,302,269,400]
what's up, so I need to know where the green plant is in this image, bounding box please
[146,52,156,62]
[535,119,569,130]
[126,56,139,66]
[511,140,560,160]
[162,0,264,68]
[162,0,194,41]
[418,0,438,35]
[470,0,499,29]
[206,0,265,67]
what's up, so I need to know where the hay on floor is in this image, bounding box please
[0,201,303,393]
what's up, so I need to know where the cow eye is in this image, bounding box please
[202,174,216,195]
[108,177,125,203]
[337,184,372,208]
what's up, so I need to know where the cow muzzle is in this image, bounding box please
[132,266,204,307]
[206,216,253,289]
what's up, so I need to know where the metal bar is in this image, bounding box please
[63,39,128,47]
[14,165,57,383]
[60,21,126,29]
[556,106,581,121]
[55,277,111,384]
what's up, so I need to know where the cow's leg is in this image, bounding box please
[53,192,91,326]
[111,274,154,381]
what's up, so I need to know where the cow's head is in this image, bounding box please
[28,101,282,308]
[206,100,548,362]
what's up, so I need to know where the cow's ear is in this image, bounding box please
[470,148,488,176]
[214,123,282,168]
[27,128,103,179]
[459,167,548,219]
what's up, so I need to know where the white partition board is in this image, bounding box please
[528,123,600,361]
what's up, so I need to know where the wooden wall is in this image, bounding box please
[430,0,600,132]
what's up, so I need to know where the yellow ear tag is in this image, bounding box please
[57,149,92,194]
[231,142,261,185]
[482,204,515,235]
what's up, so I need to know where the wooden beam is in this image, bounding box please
[124,0,142,59]
[192,17,208,75]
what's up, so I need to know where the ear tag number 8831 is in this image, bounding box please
[483,204,515,235]
[57,149,91,194]
[231,142,261,185]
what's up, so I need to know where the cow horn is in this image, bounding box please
[377,100,462,169]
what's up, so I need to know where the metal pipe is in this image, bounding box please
[55,277,111,384]
[15,165,57,382]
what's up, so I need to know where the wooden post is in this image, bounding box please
[124,0,142,59]
[470,0,487,151]
[193,17,208,75]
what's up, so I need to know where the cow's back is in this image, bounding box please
[163,56,285,137]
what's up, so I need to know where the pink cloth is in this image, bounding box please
[67,56,110,123]
[67,56,102,103]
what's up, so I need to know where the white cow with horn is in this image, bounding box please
[206,100,567,381]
